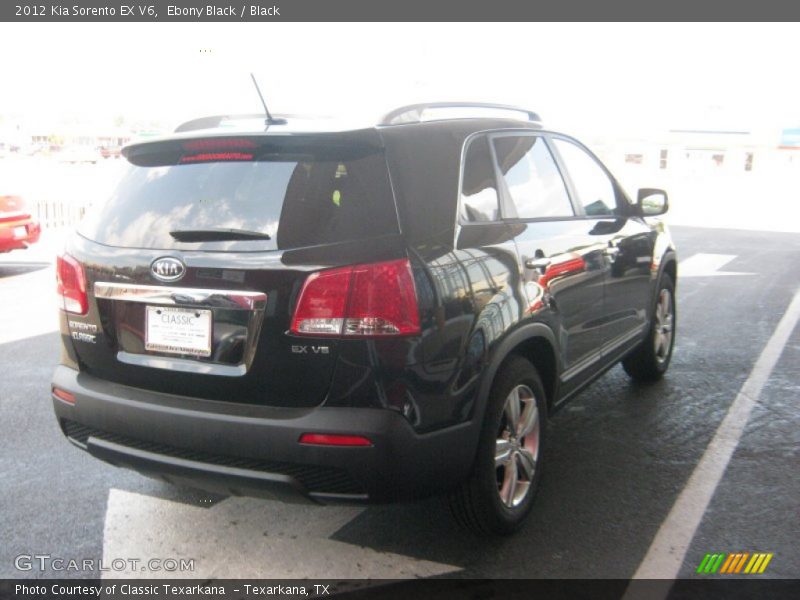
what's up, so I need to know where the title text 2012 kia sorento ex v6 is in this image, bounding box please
[51,103,676,534]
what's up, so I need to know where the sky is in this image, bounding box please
[1,22,798,138]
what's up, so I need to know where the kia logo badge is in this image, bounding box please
[151,257,186,282]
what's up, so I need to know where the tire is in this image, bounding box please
[449,356,547,535]
[622,273,676,382]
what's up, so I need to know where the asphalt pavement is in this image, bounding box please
[1,225,798,581]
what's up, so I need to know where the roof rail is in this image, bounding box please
[174,113,287,133]
[379,102,541,126]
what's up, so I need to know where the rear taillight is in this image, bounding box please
[290,258,421,337]
[179,138,257,163]
[179,152,254,164]
[56,254,88,315]
[181,138,258,152]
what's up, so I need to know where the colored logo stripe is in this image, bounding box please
[719,553,736,573]
[696,553,726,574]
[698,552,773,574]
[723,552,744,574]
[744,553,774,574]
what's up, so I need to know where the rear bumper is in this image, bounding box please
[0,218,41,252]
[51,366,477,503]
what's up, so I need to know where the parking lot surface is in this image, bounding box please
[1,225,798,580]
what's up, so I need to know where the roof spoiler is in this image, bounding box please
[379,102,541,126]
[175,103,541,133]
[174,114,274,133]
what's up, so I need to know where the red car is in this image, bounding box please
[99,145,123,159]
[0,195,41,253]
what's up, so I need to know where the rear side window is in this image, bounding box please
[460,136,500,222]
[493,135,573,219]
[552,138,617,217]
[79,142,398,251]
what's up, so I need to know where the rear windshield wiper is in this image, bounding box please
[169,228,272,242]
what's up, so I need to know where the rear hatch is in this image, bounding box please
[63,130,404,407]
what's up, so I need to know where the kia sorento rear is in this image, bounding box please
[52,105,677,536]
[51,128,437,503]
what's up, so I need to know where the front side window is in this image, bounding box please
[493,135,573,219]
[460,136,500,222]
[552,139,617,217]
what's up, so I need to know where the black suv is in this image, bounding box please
[52,103,676,535]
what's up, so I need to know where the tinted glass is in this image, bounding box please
[79,145,398,251]
[552,139,617,217]
[493,136,573,219]
[460,136,500,222]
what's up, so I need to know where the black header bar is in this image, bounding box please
[2,0,800,22]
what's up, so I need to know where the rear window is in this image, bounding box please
[460,135,500,222]
[79,140,399,251]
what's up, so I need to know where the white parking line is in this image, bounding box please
[625,288,800,593]
[0,266,59,345]
[103,488,459,579]
[678,253,753,278]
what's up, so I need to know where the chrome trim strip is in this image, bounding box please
[117,351,247,377]
[560,349,604,383]
[603,324,647,357]
[560,324,646,382]
[94,282,267,311]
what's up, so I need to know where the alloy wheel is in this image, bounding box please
[495,384,540,508]
[654,288,674,364]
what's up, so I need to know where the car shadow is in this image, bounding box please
[330,495,492,571]
[0,262,50,279]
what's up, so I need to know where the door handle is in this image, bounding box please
[525,257,552,271]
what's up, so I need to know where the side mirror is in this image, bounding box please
[637,188,669,217]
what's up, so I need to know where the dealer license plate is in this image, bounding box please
[145,306,212,357]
